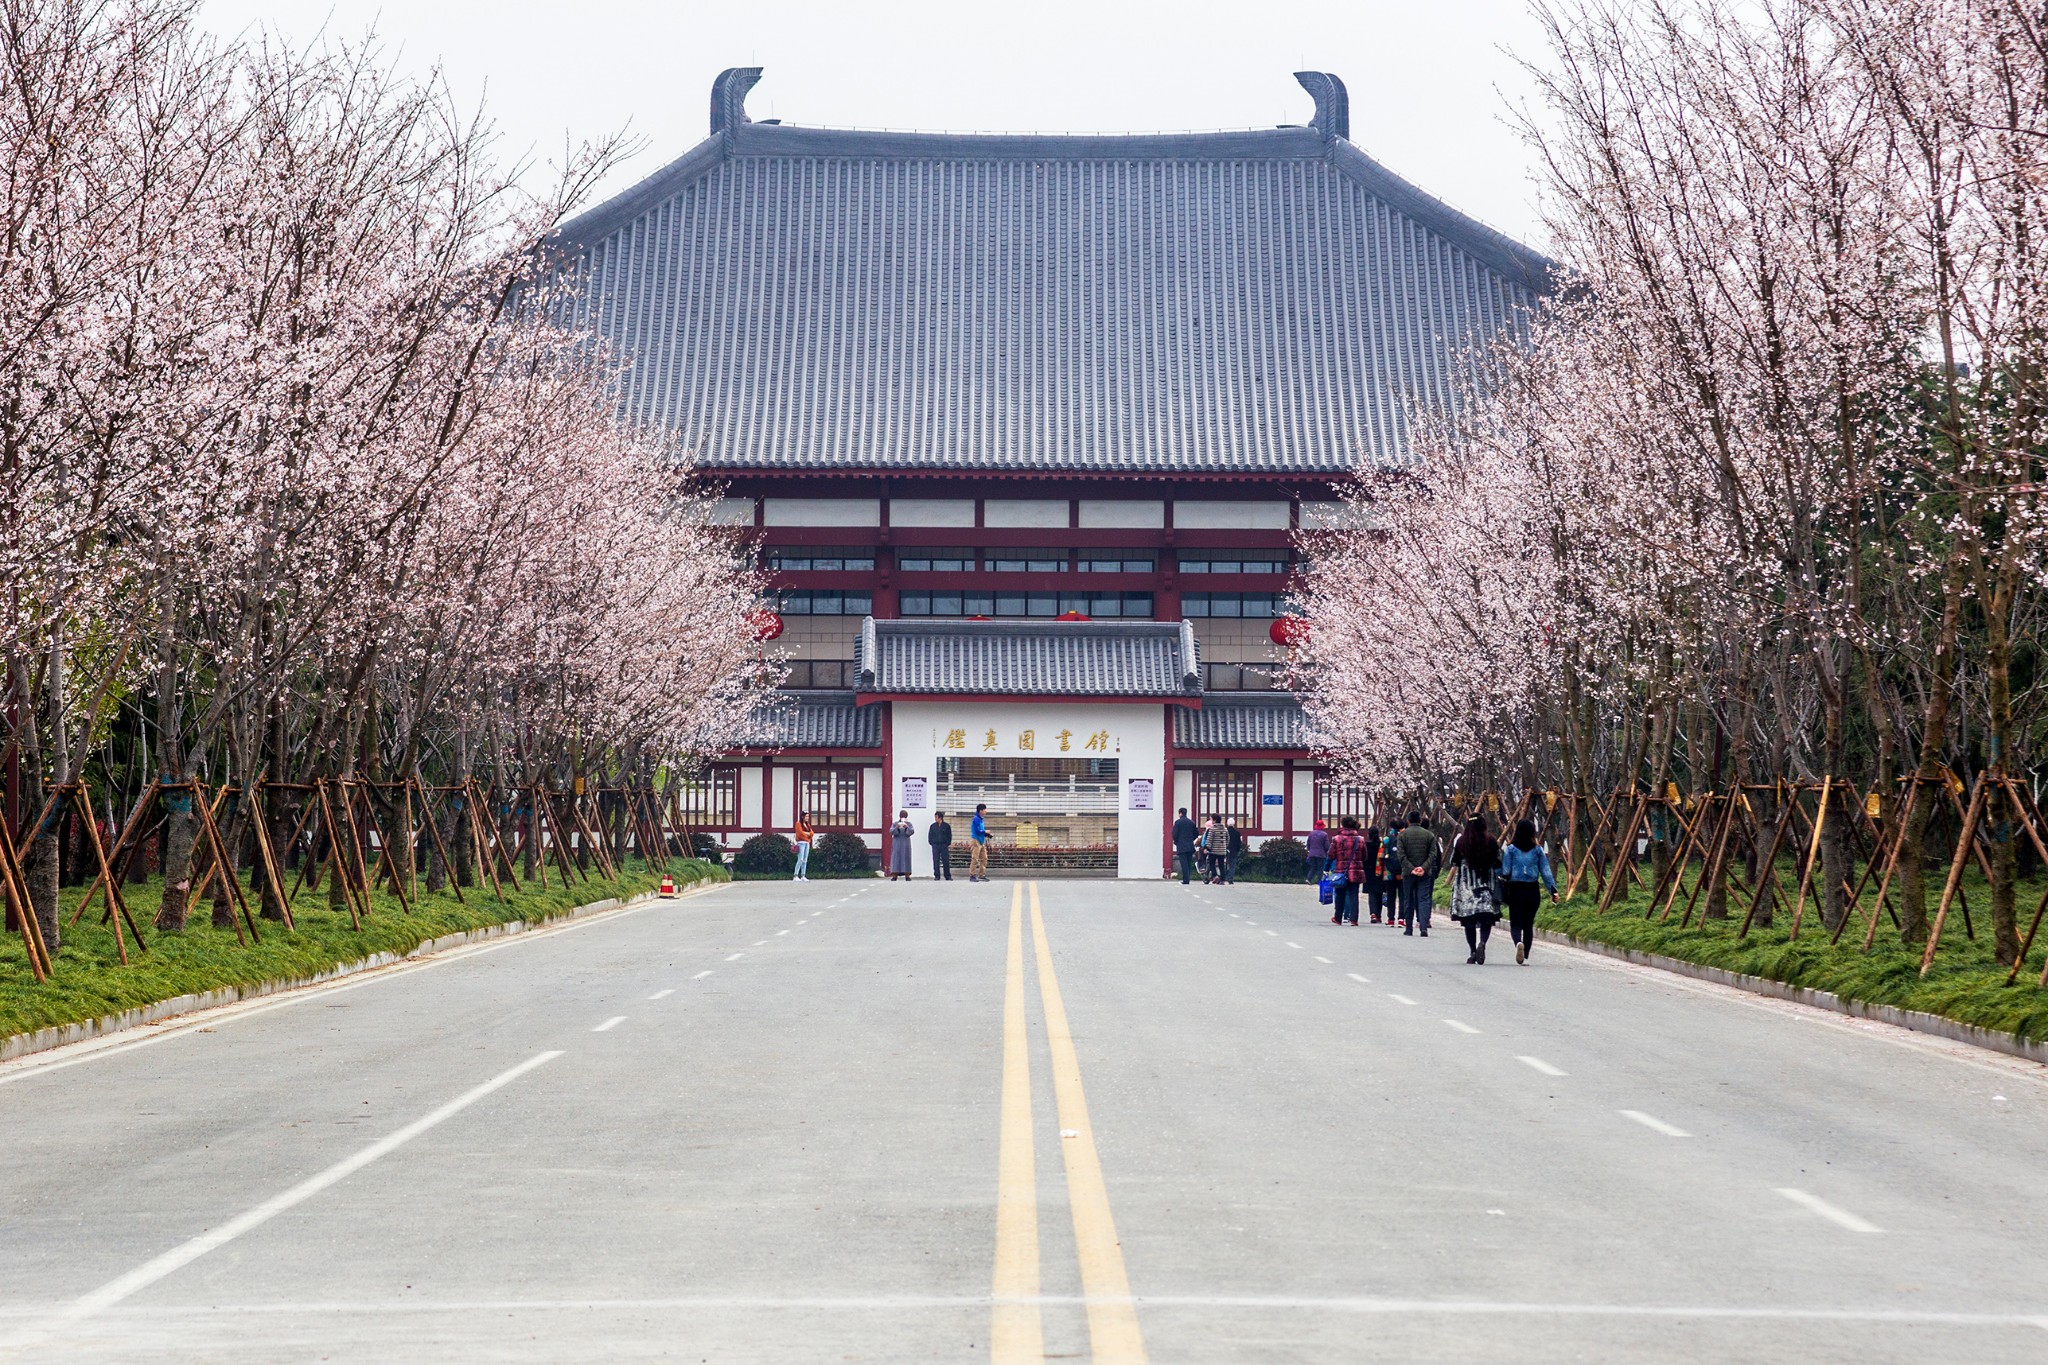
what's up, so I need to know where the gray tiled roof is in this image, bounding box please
[1175,696,1310,750]
[857,618,1200,697]
[740,692,882,749]
[551,70,1551,475]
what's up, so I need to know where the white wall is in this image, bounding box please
[890,498,976,527]
[892,700,1168,879]
[983,498,1069,528]
[763,497,881,526]
[1174,500,1289,529]
[710,497,756,525]
[739,765,764,831]
[1078,498,1164,528]
[768,766,795,830]
[1292,769,1317,831]
[1260,768,1286,831]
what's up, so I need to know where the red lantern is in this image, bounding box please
[749,609,784,642]
[1269,615,1310,647]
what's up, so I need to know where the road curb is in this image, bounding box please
[1537,928,2048,1065]
[1,877,723,1065]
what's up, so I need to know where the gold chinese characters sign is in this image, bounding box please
[937,726,1115,754]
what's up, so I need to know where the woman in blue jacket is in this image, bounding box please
[1497,818,1558,964]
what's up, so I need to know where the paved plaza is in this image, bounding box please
[4,878,2046,1363]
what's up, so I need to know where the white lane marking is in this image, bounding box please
[1517,1056,1565,1076]
[1247,921,1260,926]
[1228,914,1239,918]
[1285,941,1303,949]
[1265,930,1279,937]
[776,929,791,936]
[1444,1020,1480,1034]
[725,953,745,962]
[1314,956,1333,964]
[752,940,768,946]
[692,970,714,980]
[0,884,726,1088]
[1388,994,1417,1005]
[647,989,674,1000]
[1620,1109,1691,1137]
[592,1016,627,1033]
[1775,1188,1881,1233]
[1347,973,1372,984]
[4,1051,562,1345]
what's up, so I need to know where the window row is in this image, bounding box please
[898,593,1155,618]
[764,548,1290,575]
[671,766,869,828]
[774,591,874,616]
[1181,593,1289,618]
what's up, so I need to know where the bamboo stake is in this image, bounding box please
[1593,794,1650,916]
[414,777,466,906]
[71,784,142,963]
[72,778,159,927]
[1736,792,1799,940]
[194,782,259,945]
[1652,794,1717,921]
[1852,778,1923,951]
[1787,776,1832,940]
[247,778,295,931]
[1919,774,1988,976]
[315,782,365,931]
[1,814,51,981]
[1675,798,1738,929]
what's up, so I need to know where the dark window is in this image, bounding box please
[989,549,1069,573]
[1078,552,1156,573]
[783,660,855,688]
[766,546,876,572]
[1179,555,1287,575]
[896,548,976,573]
[1203,663,1283,692]
[797,767,863,828]
[775,590,873,616]
[900,592,1152,618]
[675,767,738,825]
[1183,593,1284,618]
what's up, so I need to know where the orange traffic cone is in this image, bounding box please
[659,874,676,898]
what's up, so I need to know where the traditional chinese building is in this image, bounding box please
[550,68,1550,875]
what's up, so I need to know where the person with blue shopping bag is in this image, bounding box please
[1325,817,1366,925]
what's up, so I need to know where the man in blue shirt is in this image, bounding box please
[968,803,991,882]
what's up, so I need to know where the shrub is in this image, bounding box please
[734,832,795,875]
[689,833,724,866]
[812,830,874,875]
[1251,836,1308,882]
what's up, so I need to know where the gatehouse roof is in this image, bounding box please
[855,617,1201,700]
[551,69,1552,477]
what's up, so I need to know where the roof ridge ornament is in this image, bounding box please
[1293,71,1349,142]
[710,67,764,136]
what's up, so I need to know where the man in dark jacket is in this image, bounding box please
[927,812,953,881]
[1394,811,1441,936]
[1171,808,1199,884]
[1224,818,1244,883]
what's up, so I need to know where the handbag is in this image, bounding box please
[1318,872,1341,905]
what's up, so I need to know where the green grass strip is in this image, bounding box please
[1538,861,2048,1042]
[3,856,726,1043]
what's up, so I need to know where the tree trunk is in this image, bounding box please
[154,799,199,932]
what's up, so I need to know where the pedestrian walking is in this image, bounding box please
[1393,810,1439,935]
[888,811,915,880]
[1304,819,1330,883]
[967,803,991,881]
[1362,825,1391,923]
[1327,816,1366,925]
[928,811,954,881]
[1172,807,1199,884]
[1498,817,1558,964]
[792,812,815,881]
[1449,816,1502,964]
[1224,818,1244,884]
[1201,816,1228,884]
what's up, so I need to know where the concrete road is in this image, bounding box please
[3,877,2046,1364]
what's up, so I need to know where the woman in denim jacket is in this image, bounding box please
[1497,818,1558,964]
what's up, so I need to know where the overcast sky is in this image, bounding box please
[198,0,1558,248]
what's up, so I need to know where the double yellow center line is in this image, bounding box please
[994,882,1147,1364]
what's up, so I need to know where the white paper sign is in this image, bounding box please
[901,776,928,809]
[1127,778,1155,811]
